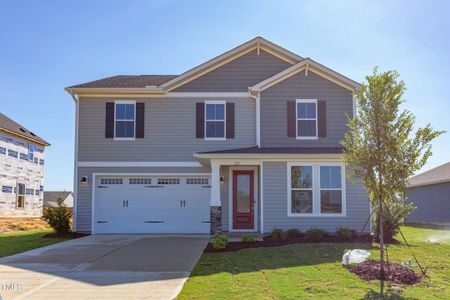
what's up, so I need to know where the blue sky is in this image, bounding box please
[1,0,449,191]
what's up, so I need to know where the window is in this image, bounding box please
[39,159,44,165]
[8,149,18,158]
[296,99,317,139]
[288,163,345,216]
[20,153,28,160]
[205,101,225,139]
[26,188,34,195]
[158,178,180,185]
[0,147,5,155]
[40,185,44,191]
[290,166,313,214]
[115,101,135,139]
[17,183,25,209]
[129,178,152,185]
[186,178,209,185]
[34,157,38,163]
[100,178,123,185]
[35,189,40,196]
[28,143,34,161]
[2,186,13,193]
[320,166,343,213]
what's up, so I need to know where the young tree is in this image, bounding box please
[341,68,443,292]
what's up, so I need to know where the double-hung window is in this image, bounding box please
[288,163,345,216]
[296,99,317,139]
[115,101,136,139]
[205,101,226,139]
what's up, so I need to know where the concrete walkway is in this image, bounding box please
[0,235,209,300]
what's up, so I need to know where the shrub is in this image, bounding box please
[241,235,256,243]
[286,228,303,239]
[336,227,356,240]
[305,228,326,242]
[212,234,228,250]
[373,199,416,242]
[42,198,71,234]
[270,228,287,241]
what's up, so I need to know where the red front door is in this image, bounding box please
[233,170,254,229]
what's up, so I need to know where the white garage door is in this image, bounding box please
[93,175,211,234]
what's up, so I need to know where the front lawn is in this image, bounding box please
[179,226,450,299]
[0,230,69,258]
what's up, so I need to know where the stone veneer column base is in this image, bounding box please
[210,206,222,234]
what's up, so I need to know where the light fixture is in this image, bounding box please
[220,176,224,183]
[80,176,88,183]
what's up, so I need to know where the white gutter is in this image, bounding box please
[69,92,79,232]
[248,89,261,148]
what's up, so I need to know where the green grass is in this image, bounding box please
[179,226,450,299]
[0,230,69,258]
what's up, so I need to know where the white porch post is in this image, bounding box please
[210,163,221,206]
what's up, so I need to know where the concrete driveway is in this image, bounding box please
[0,235,209,300]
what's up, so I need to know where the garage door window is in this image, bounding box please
[129,178,152,184]
[100,178,123,185]
[186,178,209,185]
[158,178,180,185]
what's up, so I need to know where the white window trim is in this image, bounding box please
[204,100,226,141]
[295,99,318,140]
[114,100,136,141]
[287,162,346,217]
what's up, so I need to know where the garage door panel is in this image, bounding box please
[94,176,211,234]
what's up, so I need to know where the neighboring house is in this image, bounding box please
[0,113,50,217]
[65,37,370,235]
[43,191,73,209]
[406,162,450,225]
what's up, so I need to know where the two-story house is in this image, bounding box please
[66,37,370,235]
[0,113,49,217]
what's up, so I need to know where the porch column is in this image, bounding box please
[210,162,222,234]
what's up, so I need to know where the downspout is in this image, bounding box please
[247,88,260,148]
[69,92,79,232]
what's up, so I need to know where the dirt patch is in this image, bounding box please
[0,218,50,233]
[205,234,373,253]
[43,232,89,239]
[349,260,422,285]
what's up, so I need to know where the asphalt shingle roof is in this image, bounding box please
[409,162,450,187]
[43,191,72,208]
[0,113,49,146]
[67,75,177,89]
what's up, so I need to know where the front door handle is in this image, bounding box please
[126,200,128,207]
[123,200,125,207]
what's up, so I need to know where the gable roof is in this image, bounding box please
[65,37,360,95]
[249,58,361,93]
[0,113,50,146]
[67,75,177,89]
[43,191,72,208]
[409,162,450,188]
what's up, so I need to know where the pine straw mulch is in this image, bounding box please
[349,260,422,285]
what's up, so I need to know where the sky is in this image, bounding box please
[0,0,449,191]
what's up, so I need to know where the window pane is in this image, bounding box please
[291,166,313,188]
[18,183,25,195]
[206,121,225,138]
[297,102,316,118]
[320,166,342,188]
[236,174,250,213]
[206,104,225,120]
[116,104,134,120]
[215,104,224,120]
[292,190,313,213]
[298,120,316,137]
[320,190,342,213]
[116,121,135,138]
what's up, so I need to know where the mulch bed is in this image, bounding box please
[349,260,422,285]
[204,234,373,253]
[43,232,89,239]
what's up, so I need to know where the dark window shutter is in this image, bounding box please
[287,101,296,137]
[136,102,145,138]
[196,102,205,138]
[105,102,115,138]
[226,103,235,139]
[318,101,327,137]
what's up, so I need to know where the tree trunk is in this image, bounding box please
[379,200,385,296]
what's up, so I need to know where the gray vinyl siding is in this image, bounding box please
[78,97,255,162]
[262,162,370,233]
[173,49,291,92]
[406,182,450,224]
[76,166,211,233]
[260,72,353,147]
